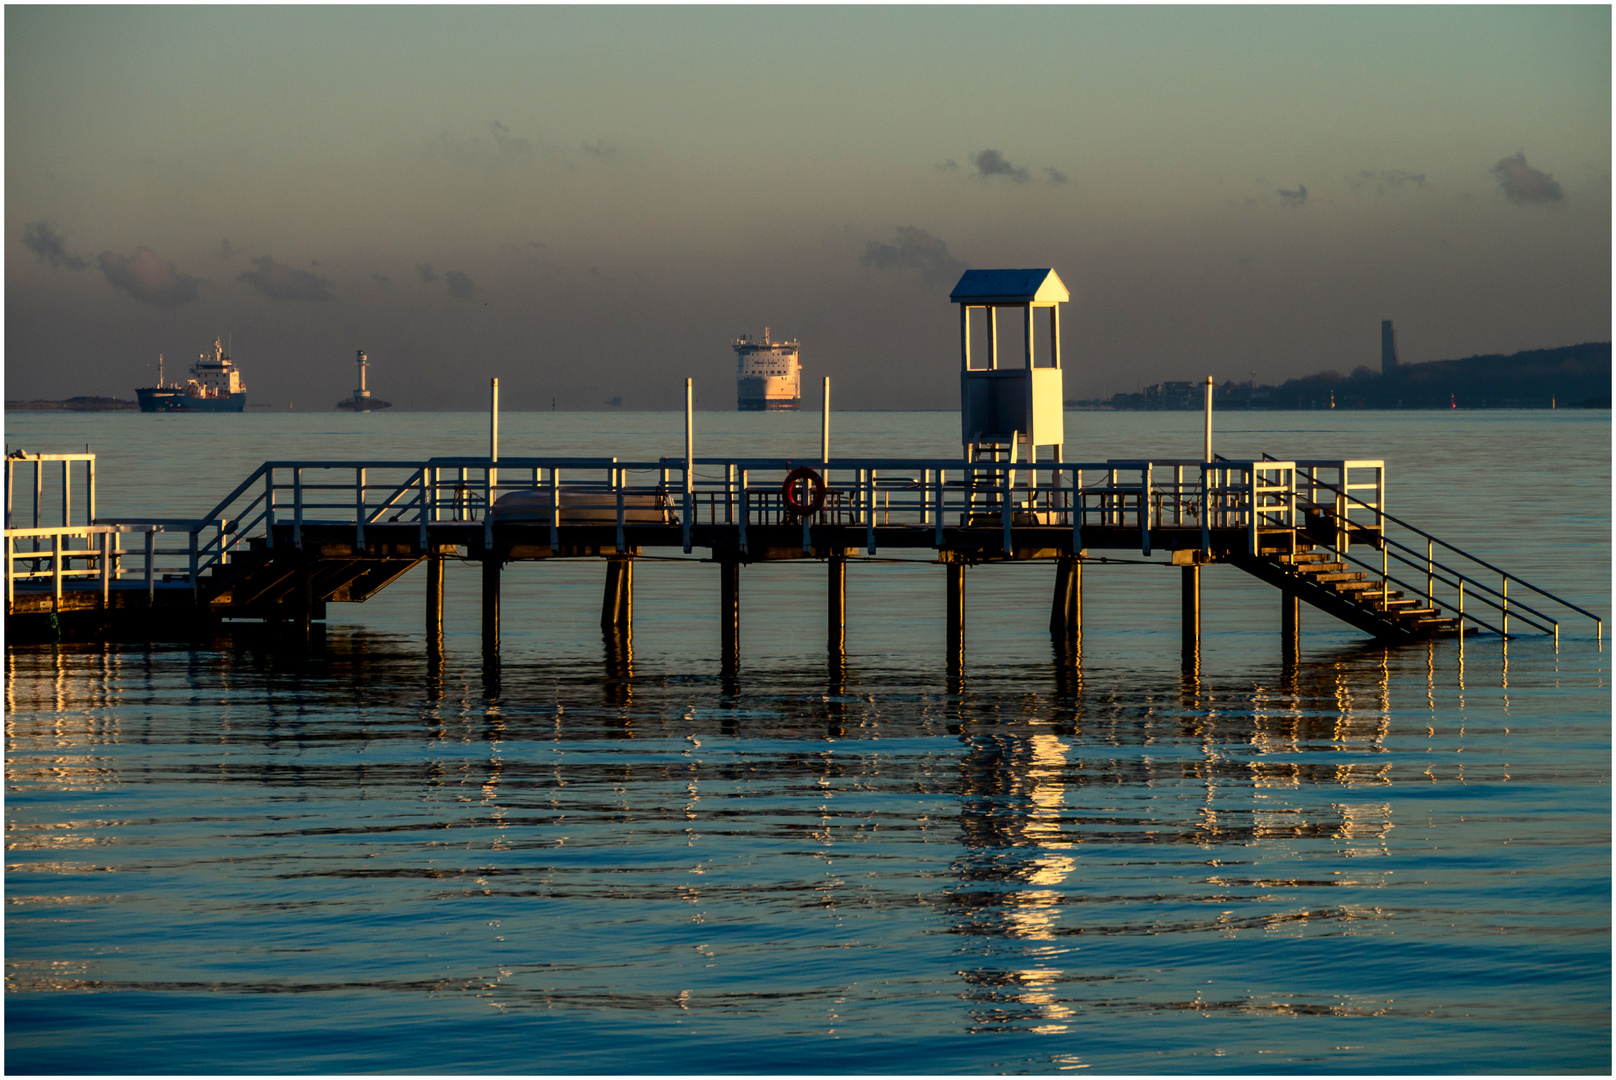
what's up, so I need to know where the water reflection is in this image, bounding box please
[5,622,1603,1065]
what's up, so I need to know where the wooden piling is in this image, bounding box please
[946,562,965,668]
[482,554,501,656]
[1281,587,1299,664]
[602,556,633,631]
[720,558,740,672]
[828,556,846,655]
[426,550,444,653]
[1181,565,1200,665]
[1050,556,1082,639]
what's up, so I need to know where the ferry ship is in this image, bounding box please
[136,339,247,412]
[734,327,801,411]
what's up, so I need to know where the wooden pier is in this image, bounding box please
[4,449,1600,656]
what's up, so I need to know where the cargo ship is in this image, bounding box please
[734,327,801,411]
[136,339,247,412]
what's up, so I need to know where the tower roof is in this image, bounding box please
[949,268,1069,305]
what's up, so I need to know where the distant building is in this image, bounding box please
[1382,320,1399,375]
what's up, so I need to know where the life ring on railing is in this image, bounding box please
[781,466,827,517]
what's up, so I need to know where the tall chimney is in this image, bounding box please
[1381,321,1399,375]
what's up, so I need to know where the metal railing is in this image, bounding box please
[1295,479,1600,643]
[3,523,179,608]
[174,455,1315,568]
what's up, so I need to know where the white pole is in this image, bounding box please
[685,378,694,481]
[1203,375,1214,463]
[683,378,694,553]
[490,377,500,463]
[488,377,499,524]
[821,377,830,464]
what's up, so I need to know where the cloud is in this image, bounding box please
[1042,166,1070,185]
[858,225,969,286]
[417,263,439,284]
[971,149,1029,182]
[489,120,534,160]
[579,138,617,160]
[934,159,959,172]
[444,270,476,299]
[97,246,200,307]
[1491,152,1563,203]
[22,221,89,271]
[238,255,336,302]
[1349,169,1426,195]
[1277,183,1308,208]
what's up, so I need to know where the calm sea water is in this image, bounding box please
[5,409,1610,1073]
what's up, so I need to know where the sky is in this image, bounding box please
[5,5,1610,410]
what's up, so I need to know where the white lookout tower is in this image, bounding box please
[950,268,1068,465]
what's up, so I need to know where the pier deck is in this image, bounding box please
[5,450,1600,655]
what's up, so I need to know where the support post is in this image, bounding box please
[602,556,633,631]
[1181,565,1200,665]
[482,552,501,657]
[426,549,444,654]
[1051,556,1081,640]
[720,558,740,674]
[1281,587,1299,665]
[828,555,846,660]
[946,562,966,672]
[295,553,314,641]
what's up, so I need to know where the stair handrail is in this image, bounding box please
[1304,477,1601,636]
[1310,507,1562,635]
[1320,540,1540,637]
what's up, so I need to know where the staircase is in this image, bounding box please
[196,535,423,619]
[1233,543,1461,643]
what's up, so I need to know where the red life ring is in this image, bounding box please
[781,466,827,516]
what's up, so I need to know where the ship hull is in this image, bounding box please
[137,388,247,413]
[737,397,801,412]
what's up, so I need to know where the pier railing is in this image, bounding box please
[8,452,1596,642]
[175,455,1340,573]
[1294,475,1600,643]
[3,523,181,608]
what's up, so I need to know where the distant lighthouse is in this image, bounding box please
[336,349,392,411]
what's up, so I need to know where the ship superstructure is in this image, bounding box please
[136,339,247,412]
[734,327,801,411]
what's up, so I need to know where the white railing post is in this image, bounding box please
[4,532,11,610]
[1140,463,1152,555]
[100,530,111,607]
[1200,463,1210,558]
[356,466,367,552]
[145,529,155,601]
[52,533,62,607]
[615,467,626,553]
[935,466,946,548]
[868,468,877,555]
[550,467,561,550]
[418,468,429,551]
[293,468,303,550]
[264,468,276,549]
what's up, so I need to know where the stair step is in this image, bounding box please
[1309,571,1363,583]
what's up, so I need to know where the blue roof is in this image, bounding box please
[949,268,1069,304]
